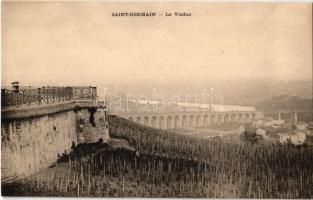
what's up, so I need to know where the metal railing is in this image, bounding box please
[1,86,97,108]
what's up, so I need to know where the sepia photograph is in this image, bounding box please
[1,1,313,198]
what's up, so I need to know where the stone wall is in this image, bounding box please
[1,105,110,184]
[76,108,110,143]
[1,111,77,183]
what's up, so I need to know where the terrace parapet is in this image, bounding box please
[1,86,97,108]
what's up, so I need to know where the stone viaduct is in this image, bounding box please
[1,86,109,183]
[266,110,313,123]
[115,110,263,130]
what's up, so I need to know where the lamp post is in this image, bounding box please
[214,94,224,112]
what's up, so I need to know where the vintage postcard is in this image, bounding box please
[1,1,312,198]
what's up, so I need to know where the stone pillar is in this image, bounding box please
[182,116,188,127]
[221,115,225,124]
[208,115,211,125]
[197,115,203,127]
[137,117,143,124]
[189,115,196,127]
[178,117,182,128]
[278,113,281,120]
[144,117,151,127]
[151,117,159,129]
[174,116,182,129]
[167,116,174,129]
[294,113,298,123]
[159,117,166,129]
[203,116,208,127]
[210,115,216,125]
[249,113,253,122]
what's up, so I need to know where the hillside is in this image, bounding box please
[257,95,312,113]
[2,116,313,198]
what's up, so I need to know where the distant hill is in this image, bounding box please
[257,95,312,113]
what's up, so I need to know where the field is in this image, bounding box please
[2,115,313,198]
[170,122,243,139]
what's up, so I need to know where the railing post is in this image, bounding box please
[42,87,46,104]
[66,87,73,101]
[57,87,60,102]
[62,87,65,101]
[26,90,30,105]
[46,87,50,103]
[91,86,97,98]
[38,88,42,104]
[1,89,6,107]
[51,87,54,103]
[20,90,25,106]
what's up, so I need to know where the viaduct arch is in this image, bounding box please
[120,111,263,130]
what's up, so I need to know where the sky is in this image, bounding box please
[1,2,312,87]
